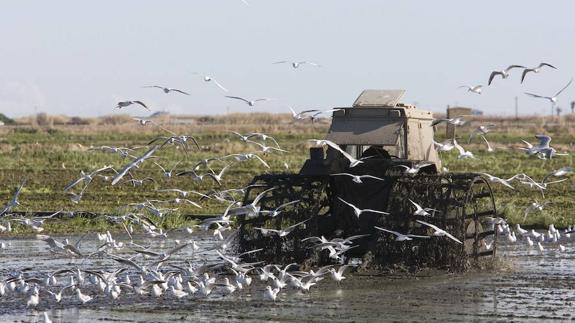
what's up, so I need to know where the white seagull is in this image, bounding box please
[308,139,365,167]
[416,219,462,244]
[525,78,573,105]
[337,197,389,218]
[0,179,26,216]
[273,60,321,69]
[259,200,300,217]
[394,162,433,175]
[143,85,189,95]
[225,96,272,107]
[198,75,228,92]
[431,116,467,127]
[454,141,474,159]
[542,167,573,183]
[488,65,526,85]
[480,173,515,189]
[409,199,438,217]
[116,100,150,111]
[458,85,482,94]
[264,286,280,301]
[288,106,319,120]
[468,124,495,142]
[331,173,385,184]
[481,135,494,152]
[329,265,354,284]
[521,63,557,83]
[254,218,310,237]
[374,226,430,241]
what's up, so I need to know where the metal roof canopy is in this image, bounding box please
[326,116,403,145]
[352,89,406,108]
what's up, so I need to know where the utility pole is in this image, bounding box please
[571,101,575,114]
[514,96,518,119]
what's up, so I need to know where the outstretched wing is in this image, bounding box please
[251,154,270,168]
[172,89,190,95]
[211,79,228,92]
[373,226,402,237]
[488,71,503,85]
[554,78,573,97]
[505,64,526,71]
[535,135,551,148]
[225,96,250,104]
[322,140,356,162]
[416,219,440,231]
[524,92,548,99]
[442,231,463,244]
[133,101,150,110]
[521,69,534,83]
[538,62,556,69]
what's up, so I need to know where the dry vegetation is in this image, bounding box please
[0,112,573,232]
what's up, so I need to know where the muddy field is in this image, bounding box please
[0,232,572,322]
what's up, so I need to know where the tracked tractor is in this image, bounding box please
[237,90,497,271]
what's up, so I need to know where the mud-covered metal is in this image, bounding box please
[238,173,497,271]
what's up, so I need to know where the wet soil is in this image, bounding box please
[0,233,572,322]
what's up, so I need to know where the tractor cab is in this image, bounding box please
[300,89,441,176]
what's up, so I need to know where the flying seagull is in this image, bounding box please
[468,124,495,143]
[191,73,229,92]
[309,139,367,167]
[488,65,525,85]
[458,85,482,94]
[143,85,190,95]
[524,78,573,105]
[416,219,462,244]
[225,96,272,107]
[116,100,150,111]
[331,173,385,184]
[288,106,320,120]
[0,179,26,216]
[431,116,467,127]
[521,63,557,83]
[254,218,310,237]
[374,226,430,242]
[337,197,389,218]
[273,61,321,69]
[409,199,438,217]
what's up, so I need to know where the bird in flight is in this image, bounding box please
[488,65,525,85]
[331,173,385,184]
[337,197,389,218]
[143,85,190,95]
[458,85,482,94]
[431,116,467,127]
[225,96,272,107]
[374,226,430,242]
[193,73,229,92]
[416,220,462,244]
[521,63,557,83]
[116,101,150,111]
[524,78,573,105]
[308,139,367,168]
[273,61,321,69]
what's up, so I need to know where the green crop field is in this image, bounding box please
[0,113,573,233]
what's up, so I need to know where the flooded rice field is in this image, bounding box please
[0,232,573,322]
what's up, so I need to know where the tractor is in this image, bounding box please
[236,90,497,271]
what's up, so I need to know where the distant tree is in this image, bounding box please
[35,112,52,126]
[68,116,90,125]
[0,113,15,125]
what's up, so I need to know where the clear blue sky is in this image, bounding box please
[0,1,573,117]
